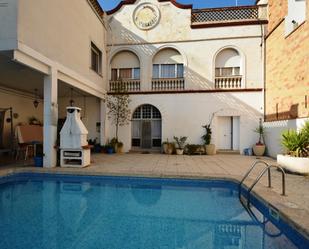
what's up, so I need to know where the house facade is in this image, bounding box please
[0,0,271,167]
[105,0,267,153]
[263,0,309,157]
[0,0,107,167]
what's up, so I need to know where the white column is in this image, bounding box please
[100,99,107,145]
[43,67,58,168]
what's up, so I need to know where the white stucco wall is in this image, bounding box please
[216,48,241,68]
[0,90,43,147]
[264,118,309,158]
[153,48,183,64]
[107,0,264,91]
[0,0,18,50]
[109,39,263,91]
[111,51,140,68]
[285,0,307,36]
[106,92,263,153]
[17,0,106,89]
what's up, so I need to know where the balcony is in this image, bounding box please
[109,80,141,92]
[152,78,185,91]
[191,5,267,28]
[215,76,242,89]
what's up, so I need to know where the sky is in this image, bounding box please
[98,0,256,11]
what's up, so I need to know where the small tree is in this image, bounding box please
[254,118,266,145]
[106,82,131,141]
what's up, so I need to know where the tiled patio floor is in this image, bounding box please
[1,153,309,237]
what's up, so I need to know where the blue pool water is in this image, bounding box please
[0,173,308,249]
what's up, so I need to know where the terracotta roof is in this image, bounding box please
[106,0,192,15]
[88,0,104,17]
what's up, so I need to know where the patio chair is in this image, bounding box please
[15,125,43,161]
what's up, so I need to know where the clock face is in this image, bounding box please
[133,3,160,30]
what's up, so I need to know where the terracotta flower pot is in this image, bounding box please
[115,144,123,154]
[253,144,265,156]
[205,144,216,155]
[163,143,169,154]
[166,145,173,155]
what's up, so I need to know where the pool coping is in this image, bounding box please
[1,166,309,242]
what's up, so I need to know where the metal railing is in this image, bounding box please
[109,80,141,92]
[239,160,286,206]
[152,78,185,91]
[191,5,267,24]
[215,76,242,89]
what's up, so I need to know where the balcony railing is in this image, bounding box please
[152,78,185,91]
[191,5,267,26]
[109,80,141,92]
[215,76,242,89]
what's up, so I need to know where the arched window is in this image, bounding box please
[215,48,242,89]
[110,51,140,81]
[152,48,185,90]
[132,104,162,149]
[152,48,184,79]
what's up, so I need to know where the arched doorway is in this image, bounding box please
[132,104,162,149]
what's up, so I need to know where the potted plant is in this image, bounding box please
[34,144,43,167]
[173,136,187,155]
[115,141,124,153]
[185,144,205,155]
[202,124,216,155]
[253,119,266,156]
[105,145,114,154]
[162,139,169,154]
[277,121,309,174]
[166,142,174,155]
[162,139,174,154]
[110,137,123,154]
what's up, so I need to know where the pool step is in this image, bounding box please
[217,150,240,155]
[129,149,161,154]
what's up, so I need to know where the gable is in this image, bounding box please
[106,0,192,15]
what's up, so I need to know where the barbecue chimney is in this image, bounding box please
[60,107,90,167]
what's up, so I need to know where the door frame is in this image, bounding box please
[216,115,240,151]
[131,104,162,150]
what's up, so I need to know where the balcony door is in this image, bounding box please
[132,105,162,150]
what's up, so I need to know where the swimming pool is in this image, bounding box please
[0,173,308,249]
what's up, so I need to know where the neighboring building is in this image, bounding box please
[105,0,268,153]
[0,0,107,167]
[263,0,309,157]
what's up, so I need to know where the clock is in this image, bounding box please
[133,3,160,30]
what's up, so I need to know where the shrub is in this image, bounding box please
[173,136,187,149]
[185,144,204,155]
[281,121,309,157]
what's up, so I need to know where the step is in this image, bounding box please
[217,150,240,155]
